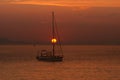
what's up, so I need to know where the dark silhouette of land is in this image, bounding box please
[0,38,120,45]
[0,38,31,45]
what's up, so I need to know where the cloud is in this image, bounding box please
[1,0,120,7]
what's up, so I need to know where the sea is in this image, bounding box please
[0,45,120,80]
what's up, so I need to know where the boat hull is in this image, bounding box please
[36,56,63,62]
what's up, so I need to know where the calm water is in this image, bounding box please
[0,45,120,80]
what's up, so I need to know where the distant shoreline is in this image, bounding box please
[0,44,120,46]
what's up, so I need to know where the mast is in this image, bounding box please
[52,12,55,56]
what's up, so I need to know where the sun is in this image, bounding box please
[51,38,57,43]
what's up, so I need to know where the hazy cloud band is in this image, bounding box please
[1,0,120,7]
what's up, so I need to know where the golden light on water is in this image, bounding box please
[51,38,57,43]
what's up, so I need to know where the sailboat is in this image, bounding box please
[36,12,63,62]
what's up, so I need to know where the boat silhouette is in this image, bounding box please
[36,12,63,62]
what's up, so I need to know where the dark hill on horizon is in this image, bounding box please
[0,38,120,45]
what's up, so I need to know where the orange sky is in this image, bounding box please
[1,0,120,7]
[0,1,120,44]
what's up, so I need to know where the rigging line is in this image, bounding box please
[54,16,64,57]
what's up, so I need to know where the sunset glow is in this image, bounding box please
[0,0,120,45]
[1,0,120,7]
[51,38,57,44]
